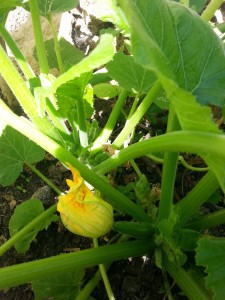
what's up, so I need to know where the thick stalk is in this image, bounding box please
[0,100,150,222]
[177,171,219,225]
[0,204,57,256]
[0,24,35,79]
[187,208,225,231]
[113,80,162,148]
[92,132,225,175]
[163,255,210,300]
[76,97,89,148]
[157,104,180,221]
[0,46,62,143]
[29,0,49,74]
[91,89,128,153]
[201,0,224,22]
[0,239,155,289]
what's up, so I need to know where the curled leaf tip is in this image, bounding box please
[57,164,113,238]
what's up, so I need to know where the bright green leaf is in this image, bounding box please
[9,199,58,253]
[56,73,93,119]
[89,0,129,34]
[0,125,45,186]
[107,51,156,93]
[93,83,121,99]
[118,0,225,106]
[24,0,78,16]
[50,33,115,94]
[32,270,84,300]
[196,237,225,300]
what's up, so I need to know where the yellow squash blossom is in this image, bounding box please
[57,164,113,238]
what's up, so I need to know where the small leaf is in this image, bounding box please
[32,270,85,300]
[43,38,84,70]
[88,0,129,34]
[9,199,58,253]
[196,237,225,299]
[24,0,78,16]
[0,125,45,186]
[56,73,93,119]
[93,83,121,99]
[107,51,156,93]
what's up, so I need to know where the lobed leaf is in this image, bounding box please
[196,237,225,299]
[0,124,45,186]
[107,51,156,93]
[9,199,58,253]
[32,270,84,300]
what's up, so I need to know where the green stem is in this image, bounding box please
[163,255,210,300]
[76,97,89,148]
[130,159,142,178]
[47,14,64,74]
[0,204,57,256]
[187,208,225,231]
[0,23,35,79]
[93,238,115,300]
[128,93,140,118]
[0,47,62,143]
[91,89,128,153]
[92,132,225,175]
[0,239,155,289]
[201,0,224,22]
[76,264,111,300]
[177,171,219,225]
[158,105,180,221]
[29,0,49,74]
[26,163,62,195]
[0,100,150,222]
[113,80,162,148]
[146,153,209,172]
[178,156,209,172]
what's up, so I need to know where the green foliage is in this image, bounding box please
[9,199,58,253]
[89,0,129,34]
[32,269,85,300]
[0,124,45,186]
[93,83,121,99]
[40,38,84,69]
[196,237,225,300]
[119,0,225,106]
[24,0,78,16]
[107,51,156,93]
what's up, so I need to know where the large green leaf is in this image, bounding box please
[0,124,45,186]
[118,0,225,192]
[9,199,58,253]
[107,51,156,93]
[32,270,84,300]
[118,0,225,106]
[196,237,225,300]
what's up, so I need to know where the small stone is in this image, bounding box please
[9,199,17,210]
[31,186,53,207]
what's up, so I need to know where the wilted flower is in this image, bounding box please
[57,164,113,238]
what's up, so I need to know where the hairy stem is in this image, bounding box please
[201,0,224,22]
